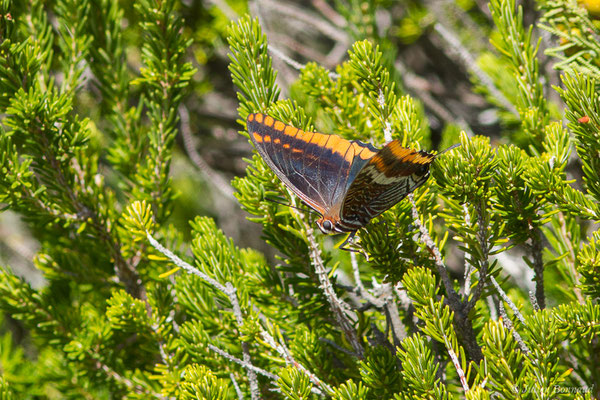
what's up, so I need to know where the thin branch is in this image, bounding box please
[147,233,224,290]
[305,225,364,357]
[528,290,540,312]
[498,302,530,354]
[268,45,305,72]
[230,373,244,400]
[395,60,475,137]
[267,31,334,67]
[393,282,412,312]
[350,251,385,307]
[268,44,341,80]
[410,194,483,362]
[432,22,519,117]
[436,0,494,51]
[259,0,348,44]
[260,330,331,395]
[94,358,166,398]
[227,282,260,400]
[446,345,470,393]
[311,0,347,27]
[208,344,279,381]
[146,233,261,400]
[528,227,545,309]
[490,276,527,326]
[326,42,350,66]
[462,203,474,297]
[384,291,407,346]
[367,277,406,345]
[179,105,235,201]
[409,194,460,305]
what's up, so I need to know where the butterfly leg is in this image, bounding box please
[337,231,357,250]
[338,231,370,260]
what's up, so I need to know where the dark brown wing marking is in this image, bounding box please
[340,140,435,226]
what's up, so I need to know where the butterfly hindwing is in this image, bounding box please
[247,113,378,216]
[340,140,435,226]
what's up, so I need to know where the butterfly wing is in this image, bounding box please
[246,113,377,216]
[340,140,435,227]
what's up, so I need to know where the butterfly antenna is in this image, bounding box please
[435,143,461,158]
[264,197,321,217]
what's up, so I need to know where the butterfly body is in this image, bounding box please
[246,113,439,237]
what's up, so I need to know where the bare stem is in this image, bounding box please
[529,227,546,309]
[528,290,540,312]
[305,226,364,357]
[208,344,279,381]
[350,252,385,307]
[446,345,470,393]
[432,22,519,117]
[94,358,163,397]
[490,276,527,326]
[230,372,244,400]
[384,292,407,346]
[409,194,460,305]
[260,330,331,395]
[498,302,530,354]
[179,105,235,201]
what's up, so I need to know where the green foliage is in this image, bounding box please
[277,367,314,400]
[578,232,600,297]
[228,15,280,120]
[331,380,369,400]
[480,320,527,398]
[181,365,231,400]
[358,346,402,398]
[489,0,549,151]
[396,334,450,400]
[538,0,600,80]
[131,0,196,222]
[1,0,600,399]
[556,73,600,203]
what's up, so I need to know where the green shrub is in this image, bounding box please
[0,0,599,398]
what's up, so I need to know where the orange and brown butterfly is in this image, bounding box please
[246,113,458,247]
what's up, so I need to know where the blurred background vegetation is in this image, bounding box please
[1,0,600,398]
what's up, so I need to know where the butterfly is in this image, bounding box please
[246,113,457,247]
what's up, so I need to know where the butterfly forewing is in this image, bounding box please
[246,113,378,216]
[340,140,435,226]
